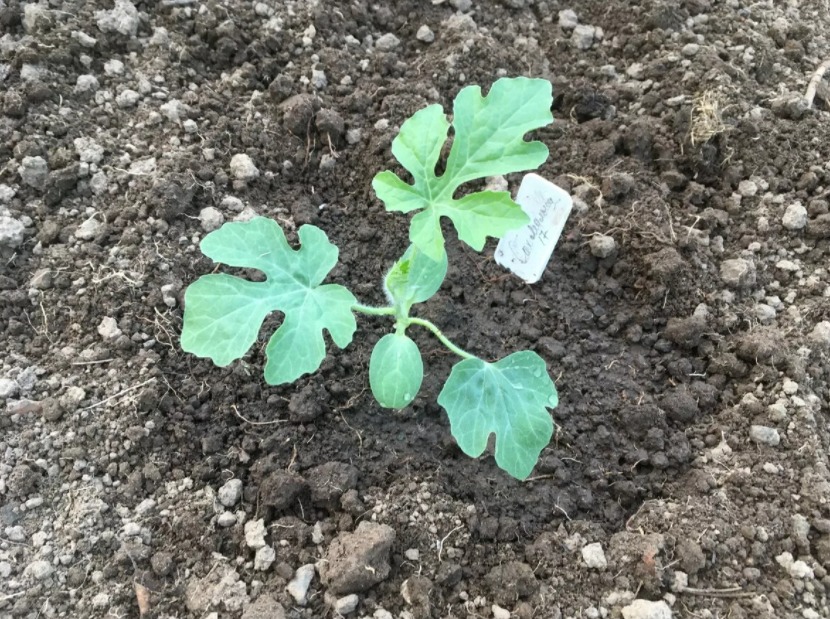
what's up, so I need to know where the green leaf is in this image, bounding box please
[369,333,423,409]
[372,77,553,260]
[437,351,558,479]
[181,217,357,384]
[384,245,448,311]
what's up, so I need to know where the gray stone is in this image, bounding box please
[320,522,395,594]
[581,542,608,569]
[754,304,776,324]
[287,564,315,605]
[737,180,758,197]
[95,0,140,37]
[19,156,49,189]
[230,154,259,181]
[116,89,140,108]
[334,594,359,615]
[0,184,15,203]
[184,564,249,613]
[75,217,104,240]
[75,74,99,93]
[245,519,267,549]
[160,99,188,122]
[5,525,26,542]
[681,43,700,56]
[218,479,243,507]
[589,234,616,258]
[809,321,830,349]
[719,258,755,288]
[74,137,104,164]
[416,25,434,43]
[0,216,25,249]
[782,202,808,230]
[199,207,225,232]
[492,605,511,619]
[749,425,780,447]
[572,24,597,50]
[254,546,276,571]
[621,600,673,619]
[0,378,19,399]
[105,59,125,75]
[25,560,54,581]
[90,171,108,195]
[792,514,810,548]
[23,3,52,33]
[242,594,285,619]
[97,317,122,340]
[311,69,327,89]
[558,9,578,29]
[72,31,97,48]
[375,33,400,51]
[217,511,237,527]
[450,0,472,12]
[59,386,86,412]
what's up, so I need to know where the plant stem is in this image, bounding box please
[407,317,476,360]
[352,304,397,317]
[352,303,476,361]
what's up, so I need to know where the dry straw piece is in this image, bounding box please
[688,91,727,146]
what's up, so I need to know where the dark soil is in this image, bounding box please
[1,1,829,618]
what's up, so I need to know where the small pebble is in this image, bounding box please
[749,425,780,447]
[492,605,511,619]
[416,25,434,43]
[589,234,616,258]
[558,9,578,29]
[254,545,276,571]
[375,33,400,51]
[335,594,359,615]
[199,207,225,232]
[217,511,238,527]
[581,542,608,569]
[245,519,267,549]
[782,379,798,395]
[218,478,243,507]
[782,202,807,230]
[287,564,315,605]
[0,378,19,399]
[230,154,259,181]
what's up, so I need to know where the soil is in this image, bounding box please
[1,0,829,618]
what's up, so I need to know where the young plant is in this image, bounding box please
[181,77,559,479]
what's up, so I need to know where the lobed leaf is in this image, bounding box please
[372,77,553,260]
[437,350,558,479]
[181,217,356,384]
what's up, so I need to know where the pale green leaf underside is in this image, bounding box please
[372,77,553,260]
[437,350,558,479]
[384,244,448,310]
[181,218,356,384]
[369,333,423,409]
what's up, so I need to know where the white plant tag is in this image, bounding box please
[495,173,573,284]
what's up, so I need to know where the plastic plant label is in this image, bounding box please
[495,173,573,284]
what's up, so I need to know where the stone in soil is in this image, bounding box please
[319,522,395,594]
[218,478,243,507]
[241,594,285,619]
[621,599,673,619]
[286,564,315,605]
[230,154,259,181]
[581,542,608,569]
[244,519,267,549]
